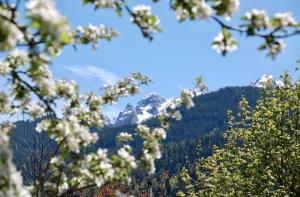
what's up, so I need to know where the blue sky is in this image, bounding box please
[50,0,300,117]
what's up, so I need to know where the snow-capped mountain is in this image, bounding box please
[114,93,167,126]
[104,115,116,126]
[114,104,139,126]
[250,74,283,88]
[107,73,274,127]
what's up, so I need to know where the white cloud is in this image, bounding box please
[67,65,118,84]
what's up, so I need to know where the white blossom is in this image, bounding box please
[50,156,59,164]
[0,123,14,143]
[117,145,137,169]
[0,61,11,75]
[175,0,212,21]
[268,40,286,59]
[87,93,103,108]
[56,79,78,98]
[132,4,151,15]
[213,0,240,18]
[180,89,195,109]
[92,0,121,9]
[131,4,161,36]
[172,110,182,121]
[35,120,50,133]
[212,31,238,54]
[137,124,151,135]
[97,148,108,158]
[117,132,133,142]
[8,49,29,68]
[39,77,56,97]
[143,149,156,173]
[58,176,69,193]
[0,92,14,114]
[26,0,71,41]
[75,24,118,49]
[191,0,212,19]
[273,12,297,27]
[152,128,166,140]
[44,116,100,152]
[245,9,270,30]
[0,8,23,50]
[9,170,31,197]
[0,123,30,197]
[67,137,81,153]
[27,101,45,118]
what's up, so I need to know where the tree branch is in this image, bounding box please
[211,15,300,39]
[11,71,57,116]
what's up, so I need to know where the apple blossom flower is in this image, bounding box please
[245,9,270,30]
[212,30,238,55]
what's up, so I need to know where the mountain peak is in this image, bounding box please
[125,103,134,110]
[112,93,167,126]
[144,92,161,99]
[104,115,116,125]
[114,103,138,126]
[137,92,165,107]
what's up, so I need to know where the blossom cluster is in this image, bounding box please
[267,40,286,60]
[171,1,299,58]
[273,12,297,28]
[75,24,119,49]
[0,6,24,51]
[213,0,240,18]
[67,148,116,189]
[242,10,298,31]
[56,79,78,99]
[117,132,133,142]
[174,0,212,21]
[0,123,30,197]
[244,9,270,30]
[27,101,45,118]
[0,92,13,113]
[173,0,239,21]
[26,0,71,42]
[212,29,238,55]
[0,49,30,77]
[36,116,99,153]
[83,0,122,10]
[131,4,161,39]
[117,145,137,169]
[137,124,166,173]
[0,61,11,76]
[101,72,151,104]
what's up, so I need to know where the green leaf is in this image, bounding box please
[258,44,266,50]
[222,28,231,39]
[60,32,72,44]
[240,16,248,21]
[29,20,40,29]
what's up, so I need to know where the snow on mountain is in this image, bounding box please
[114,104,139,126]
[106,74,283,127]
[113,93,167,126]
[250,74,283,88]
[111,91,207,126]
[104,115,116,125]
[136,93,166,122]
